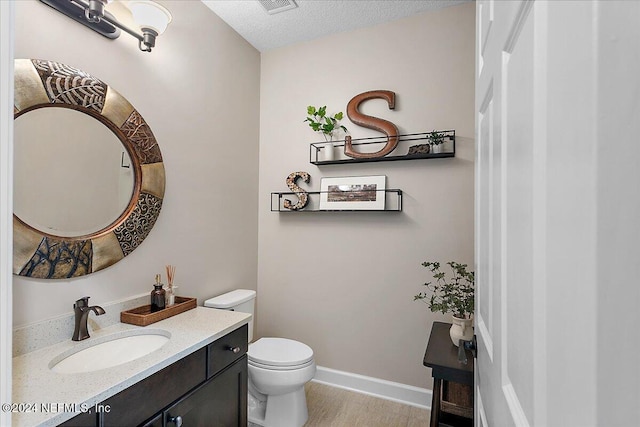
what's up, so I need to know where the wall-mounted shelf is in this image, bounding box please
[310,130,455,165]
[271,189,403,212]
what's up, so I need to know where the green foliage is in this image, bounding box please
[414,261,475,319]
[428,130,446,146]
[304,105,348,141]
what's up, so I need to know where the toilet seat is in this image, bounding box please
[248,337,314,369]
[249,358,315,371]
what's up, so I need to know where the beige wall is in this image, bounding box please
[13,0,260,326]
[257,3,475,388]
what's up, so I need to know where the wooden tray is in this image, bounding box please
[120,296,197,326]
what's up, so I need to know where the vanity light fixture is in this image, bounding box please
[39,0,172,52]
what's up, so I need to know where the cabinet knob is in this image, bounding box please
[168,415,183,427]
[228,346,241,354]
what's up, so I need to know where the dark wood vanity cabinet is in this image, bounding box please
[58,324,248,427]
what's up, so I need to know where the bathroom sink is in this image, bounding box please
[49,329,171,374]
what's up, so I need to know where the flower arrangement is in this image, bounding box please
[427,130,446,147]
[414,261,475,319]
[304,105,348,141]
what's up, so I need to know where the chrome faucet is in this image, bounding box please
[72,296,105,341]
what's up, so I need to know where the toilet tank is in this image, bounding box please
[204,289,256,342]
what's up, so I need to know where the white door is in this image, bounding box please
[475,1,640,426]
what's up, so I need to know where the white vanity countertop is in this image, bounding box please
[12,307,251,427]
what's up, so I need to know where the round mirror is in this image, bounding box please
[14,107,135,237]
[13,59,165,279]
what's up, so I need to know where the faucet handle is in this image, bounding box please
[74,296,91,308]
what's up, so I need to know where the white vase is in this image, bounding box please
[431,143,443,154]
[321,144,335,162]
[449,316,473,347]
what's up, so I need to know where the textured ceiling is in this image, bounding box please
[201,0,472,52]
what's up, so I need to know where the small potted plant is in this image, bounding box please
[414,261,475,346]
[428,130,446,154]
[304,105,348,161]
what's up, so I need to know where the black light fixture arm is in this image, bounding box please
[67,0,156,52]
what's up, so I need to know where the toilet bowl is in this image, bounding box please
[247,337,316,427]
[204,290,316,427]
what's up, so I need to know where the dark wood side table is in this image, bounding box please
[423,321,474,427]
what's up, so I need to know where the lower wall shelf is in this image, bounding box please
[271,189,403,212]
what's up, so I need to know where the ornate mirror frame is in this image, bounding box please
[13,59,165,279]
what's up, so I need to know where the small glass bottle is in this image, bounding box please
[150,274,166,312]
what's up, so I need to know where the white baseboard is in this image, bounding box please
[312,366,431,410]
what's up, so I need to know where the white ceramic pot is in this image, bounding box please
[431,143,443,154]
[450,316,473,347]
[321,144,335,162]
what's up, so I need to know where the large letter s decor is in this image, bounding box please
[344,90,399,159]
[284,171,311,211]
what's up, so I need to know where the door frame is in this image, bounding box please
[0,2,14,426]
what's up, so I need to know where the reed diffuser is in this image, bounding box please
[165,264,177,306]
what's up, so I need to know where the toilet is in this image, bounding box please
[204,289,316,427]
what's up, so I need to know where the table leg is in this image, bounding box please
[430,378,442,427]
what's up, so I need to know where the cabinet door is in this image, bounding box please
[165,356,247,427]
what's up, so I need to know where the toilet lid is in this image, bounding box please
[248,337,314,367]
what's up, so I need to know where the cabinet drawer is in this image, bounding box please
[208,324,248,378]
[102,347,207,427]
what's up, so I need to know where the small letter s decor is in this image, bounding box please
[284,171,311,211]
[344,90,399,159]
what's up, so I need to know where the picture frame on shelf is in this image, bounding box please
[319,175,386,211]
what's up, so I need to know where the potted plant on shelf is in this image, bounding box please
[414,261,475,347]
[304,105,348,161]
[428,130,446,154]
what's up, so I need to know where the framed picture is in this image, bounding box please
[319,175,386,211]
